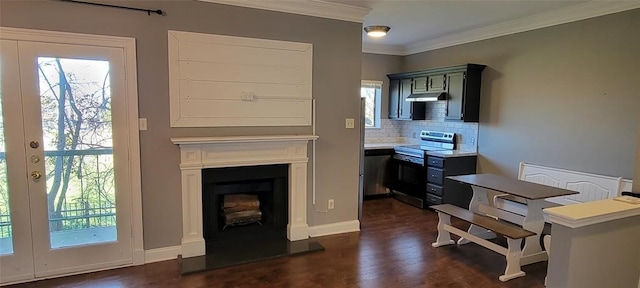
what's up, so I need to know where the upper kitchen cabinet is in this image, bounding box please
[388,77,426,120]
[412,73,446,94]
[389,64,485,122]
[444,64,485,122]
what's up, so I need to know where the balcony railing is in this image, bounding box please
[0,148,116,239]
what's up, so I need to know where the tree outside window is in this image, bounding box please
[361,80,382,128]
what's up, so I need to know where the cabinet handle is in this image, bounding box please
[431,174,436,178]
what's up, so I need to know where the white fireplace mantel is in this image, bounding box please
[171,135,318,258]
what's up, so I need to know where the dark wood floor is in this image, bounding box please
[9,198,547,287]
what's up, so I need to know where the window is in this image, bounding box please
[361,80,382,128]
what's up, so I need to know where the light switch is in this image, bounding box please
[345,118,355,129]
[139,118,148,131]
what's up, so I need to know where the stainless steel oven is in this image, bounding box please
[390,131,456,209]
[390,153,427,208]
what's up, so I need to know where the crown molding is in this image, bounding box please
[362,42,405,56]
[197,0,371,23]
[400,2,640,56]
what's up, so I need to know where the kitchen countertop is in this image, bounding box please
[364,143,477,157]
[426,150,477,158]
[364,143,405,150]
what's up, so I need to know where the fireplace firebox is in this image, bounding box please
[202,164,288,252]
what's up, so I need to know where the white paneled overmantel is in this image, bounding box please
[168,30,313,127]
[171,135,318,258]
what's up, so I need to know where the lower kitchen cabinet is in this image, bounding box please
[425,155,477,208]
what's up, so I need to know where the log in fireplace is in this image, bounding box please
[202,164,288,253]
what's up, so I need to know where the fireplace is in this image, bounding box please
[172,135,318,258]
[202,164,288,251]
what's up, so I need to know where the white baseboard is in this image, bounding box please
[308,220,360,237]
[144,245,182,264]
[133,248,145,265]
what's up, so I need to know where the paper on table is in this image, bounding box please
[613,196,640,205]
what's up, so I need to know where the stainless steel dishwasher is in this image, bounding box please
[363,149,392,196]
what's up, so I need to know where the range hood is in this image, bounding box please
[406,92,447,102]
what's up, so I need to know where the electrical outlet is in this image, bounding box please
[345,118,355,129]
[138,118,147,131]
[470,137,476,145]
[328,199,335,210]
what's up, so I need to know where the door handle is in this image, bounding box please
[31,170,42,180]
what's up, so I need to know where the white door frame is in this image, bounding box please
[0,27,144,267]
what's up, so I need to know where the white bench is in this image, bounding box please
[493,162,633,222]
[431,204,536,282]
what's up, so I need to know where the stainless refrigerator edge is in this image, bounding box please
[358,98,365,223]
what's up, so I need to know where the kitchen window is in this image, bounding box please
[361,80,382,128]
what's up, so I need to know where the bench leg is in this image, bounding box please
[499,238,526,282]
[431,212,455,247]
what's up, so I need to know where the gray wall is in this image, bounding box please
[0,0,362,249]
[361,53,403,119]
[402,9,640,179]
[635,125,640,192]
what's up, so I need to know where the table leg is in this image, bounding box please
[457,186,497,245]
[520,199,547,265]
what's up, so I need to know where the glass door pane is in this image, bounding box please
[0,83,13,255]
[0,38,36,284]
[36,57,117,249]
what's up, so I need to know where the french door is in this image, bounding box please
[0,30,141,284]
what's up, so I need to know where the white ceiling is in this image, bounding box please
[200,0,640,55]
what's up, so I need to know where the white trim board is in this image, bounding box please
[197,0,371,23]
[308,220,360,237]
[144,246,182,264]
[168,30,313,127]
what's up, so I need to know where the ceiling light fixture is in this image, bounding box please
[364,25,390,38]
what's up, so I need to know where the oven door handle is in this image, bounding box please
[393,154,424,166]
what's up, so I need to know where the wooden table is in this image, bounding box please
[447,174,578,265]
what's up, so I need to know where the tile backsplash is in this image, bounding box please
[364,119,406,144]
[365,103,478,151]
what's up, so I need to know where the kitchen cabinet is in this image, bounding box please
[388,64,485,122]
[425,155,477,208]
[427,74,446,92]
[412,74,445,94]
[444,65,484,122]
[388,78,426,120]
[412,76,427,94]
